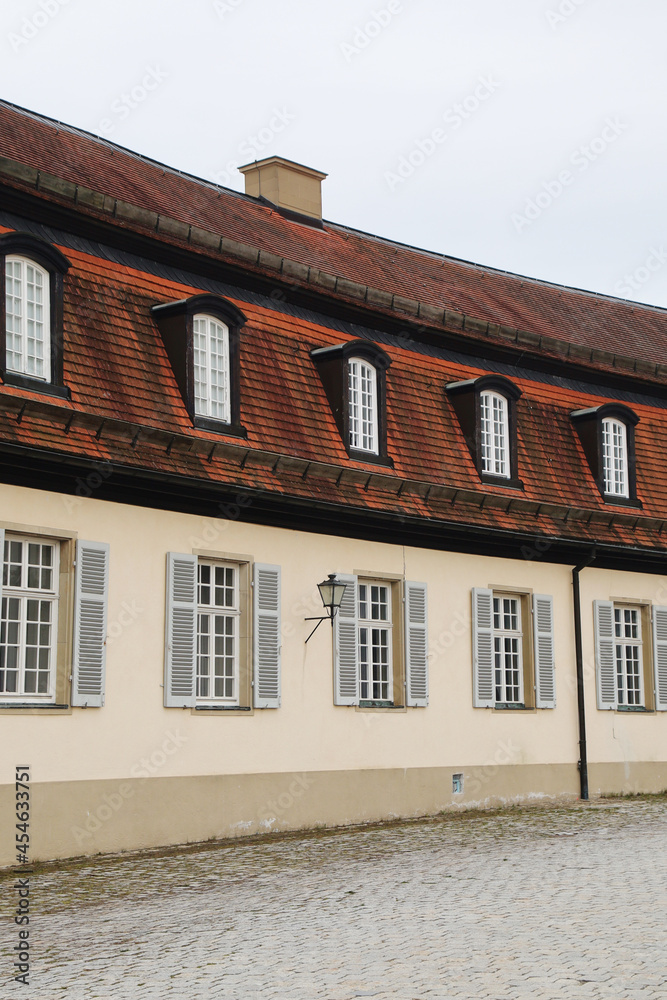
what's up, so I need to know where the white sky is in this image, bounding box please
[2,0,667,310]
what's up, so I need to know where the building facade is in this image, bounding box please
[0,100,666,865]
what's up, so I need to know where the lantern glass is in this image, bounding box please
[317,574,346,612]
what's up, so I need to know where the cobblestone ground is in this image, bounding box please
[1,798,667,999]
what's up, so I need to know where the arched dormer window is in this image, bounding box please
[0,232,70,398]
[311,339,392,465]
[571,403,640,506]
[446,374,522,488]
[193,313,230,423]
[151,294,246,438]
[348,357,378,454]
[479,389,510,478]
[601,416,628,498]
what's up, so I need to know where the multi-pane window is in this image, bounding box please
[493,594,523,704]
[0,536,58,700]
[614,605,643,706]
[480,391,510,477]
[358,581,392,702]
[602,418,629,498]
[196,561,239,703]
[193,314,231,422]
[5,256,51,380]
[349,358,378,454]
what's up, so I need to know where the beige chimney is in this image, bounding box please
[238,156,327,221]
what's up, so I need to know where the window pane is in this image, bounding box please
[480,392,509,477]
[193,315,230,422]
[602,419,628,497]
[5,257,50,380]
[348,358,378,454]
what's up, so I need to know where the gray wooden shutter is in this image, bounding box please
[472,588,494,708]
[0,528,5,624]
[164,552,196,708]
[594,600,617,710]
[652,605,667,711]
[334,574,358,705]
[405,581,428,706]
[72,540,110,708]
[533,594,556,709]
[253,563,281,708]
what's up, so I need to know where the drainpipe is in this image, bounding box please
[572,548,596,801]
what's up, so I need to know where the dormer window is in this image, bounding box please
[193,314,230,422]
[480,390,510,478]
[151,294,246,438]
[0,232,70,398]
[446,375,522,488]
[601,417,628,498]
[6,256,50,380]
[311,339,392,466]
[348,357,378,454]
[571,403,639,506]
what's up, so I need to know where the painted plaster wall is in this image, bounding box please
[0,481,664,794]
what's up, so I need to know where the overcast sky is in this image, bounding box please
[2,0,667,311]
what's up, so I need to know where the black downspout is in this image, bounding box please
[572,548,596,801]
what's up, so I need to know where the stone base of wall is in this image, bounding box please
[2,761,665,866]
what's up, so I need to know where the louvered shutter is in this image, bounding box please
[594,600,617,710]
[253,563,281,708]
[652,606,667,711]
[334,574,358,705]
[0,527,5,624]
[71,541,109,708]
[405,581,428,707]
[533,594,556,708]
[472,588,494,708]
[164,553,196,708]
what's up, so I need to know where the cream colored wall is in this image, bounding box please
[0,483,665,799]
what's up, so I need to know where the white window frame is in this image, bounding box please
[196,559,240,705]
[193,313,231,422]
[614,604,644,707]
[348,357,379,455]
[0,534,59,702]
[358,579,393,703]
[5,255,51,381]
[480,391,510,478]
[602,418,629,498]
[493,592,524,705]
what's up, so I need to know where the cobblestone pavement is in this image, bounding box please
[1,798,667,999]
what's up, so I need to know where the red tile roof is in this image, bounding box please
[0,100,666,375]
[0,102,666,555]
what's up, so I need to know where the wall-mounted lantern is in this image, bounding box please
[304,574,347,643]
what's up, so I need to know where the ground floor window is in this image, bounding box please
[358,580,393,703]
[614,605,643,707]
[196,560,239,704]
[493,594,523,705]
[0,535,59,701]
